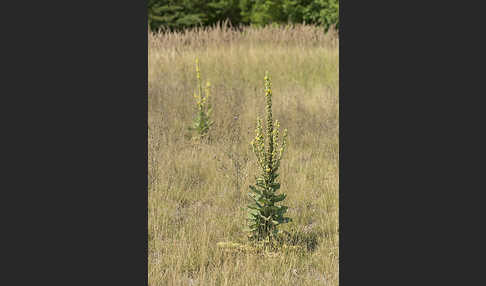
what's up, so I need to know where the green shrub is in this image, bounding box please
[302,0,339,31]
[240,0,286,26]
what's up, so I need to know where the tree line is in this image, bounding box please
[148,0,339,32]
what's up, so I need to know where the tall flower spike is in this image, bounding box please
[196,58,202,102]
[273,120,280,160]
[264,71,274,172]
[189,57,213,139]
[247,72,291,243]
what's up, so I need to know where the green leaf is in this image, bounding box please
[257,197,270,206]
[259,214,271,221]
[249,185,263,195]
[273,193,286,202]
[267,206,279,213]
[249,192,262,202]
[270,182,280,190]
[247,202,262,210]
[247,213,257,220]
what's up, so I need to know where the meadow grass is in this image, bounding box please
[148,24,339,286]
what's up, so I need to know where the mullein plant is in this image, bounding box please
[247,72,291,245]
[189,58,213,139]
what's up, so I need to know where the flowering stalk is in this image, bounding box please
[189,58,213,138]
[247,72,291,243]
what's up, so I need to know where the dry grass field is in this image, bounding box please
[148,24,339,285]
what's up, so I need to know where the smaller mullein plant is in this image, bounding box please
[246,72,291,245]
[189,58,213,139]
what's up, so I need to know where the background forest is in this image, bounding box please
[148,0,339,31]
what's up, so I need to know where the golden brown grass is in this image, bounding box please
[148,24,339,286]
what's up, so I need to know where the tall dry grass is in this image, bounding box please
[149,24,339,286]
